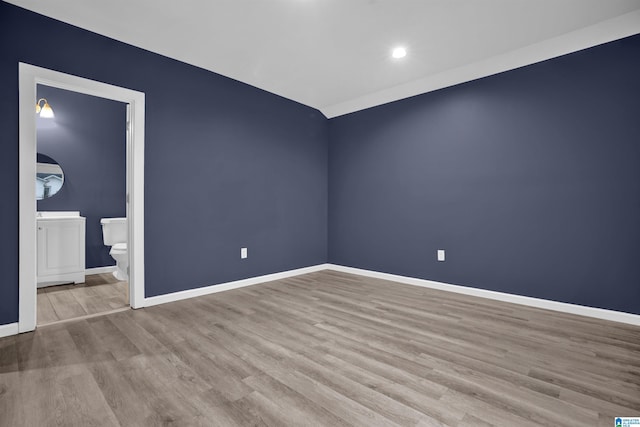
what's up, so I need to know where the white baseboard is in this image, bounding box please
[326,264,640,327]
[143,264,331,308]
[86,266,117,275]
[0,322,19,339]
[4,262,635,340]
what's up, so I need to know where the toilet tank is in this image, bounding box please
[100,217,127,246]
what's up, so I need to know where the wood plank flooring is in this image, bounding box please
[37,273,129,325]
[2,270,639,426]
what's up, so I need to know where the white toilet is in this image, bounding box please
[100,217,128,281]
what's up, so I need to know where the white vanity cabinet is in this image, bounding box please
[37,212,86,287]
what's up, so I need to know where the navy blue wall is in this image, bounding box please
[0,3,328,324]
[37,85,127,269]
[329,35,640,315]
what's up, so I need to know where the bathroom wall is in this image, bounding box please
[37,85,127,269]
[0,2,329,325]
[329,34,640,315]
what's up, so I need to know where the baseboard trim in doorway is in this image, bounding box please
[86,266,117,275]
[143,264,330,308]
[37,306,131,328]
[0,322,19,338]
[326,264,640,327]
[84,265,116,276]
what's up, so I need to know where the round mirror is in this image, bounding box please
[36,153,64,200]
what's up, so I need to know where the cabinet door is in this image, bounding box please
[37,219,85,277]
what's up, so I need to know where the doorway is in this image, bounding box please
[35,84,129,325]
[18,63,146,333]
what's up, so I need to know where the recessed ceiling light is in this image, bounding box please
[392,47,407,59]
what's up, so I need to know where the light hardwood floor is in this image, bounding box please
[37,273,129,325]
[2,270,639,426]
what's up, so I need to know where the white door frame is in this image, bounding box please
[18,63,146,332]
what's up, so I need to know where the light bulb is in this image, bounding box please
[392,47,407,59]
[39,101,55,118]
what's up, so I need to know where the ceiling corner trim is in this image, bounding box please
[321,9,640,119]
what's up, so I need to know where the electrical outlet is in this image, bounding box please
[437,249,445,262]
[241,247,248,259]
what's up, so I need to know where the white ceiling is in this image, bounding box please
[7,0,640,117]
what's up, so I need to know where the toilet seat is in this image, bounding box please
[111,243,127,251]
[110,243,127,260]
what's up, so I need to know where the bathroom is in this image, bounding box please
[36,84,129,325]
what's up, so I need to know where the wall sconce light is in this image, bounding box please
[35,98,55,118]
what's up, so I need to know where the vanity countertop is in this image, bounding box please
[37,211,84,220]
